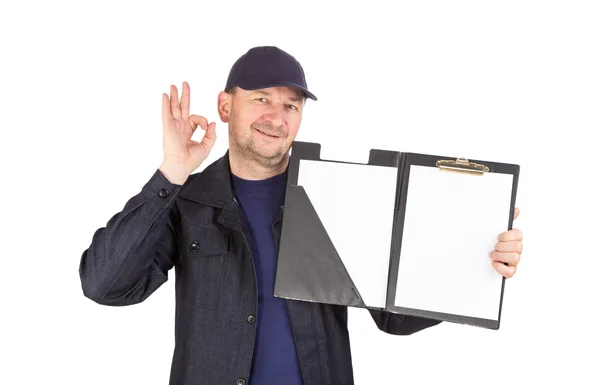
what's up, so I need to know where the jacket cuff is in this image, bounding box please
[142,168,183,208]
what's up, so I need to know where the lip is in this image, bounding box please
[254,127,280,139]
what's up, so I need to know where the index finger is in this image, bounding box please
[189,115,209,132]
[498,228,523,242]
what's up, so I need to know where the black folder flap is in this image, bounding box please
[274,184,365,307]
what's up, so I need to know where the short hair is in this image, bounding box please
[225,86,238,95]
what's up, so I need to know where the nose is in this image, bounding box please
[263,102,287,128]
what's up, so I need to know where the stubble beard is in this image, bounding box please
[229,112,290,169]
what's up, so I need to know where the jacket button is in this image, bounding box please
[189,242,199,252]
[158,188,169,198]
[247,314,256,324]
[236,379,246,385]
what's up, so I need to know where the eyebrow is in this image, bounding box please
[252,90,302,103]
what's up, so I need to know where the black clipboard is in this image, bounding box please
[274,141,520,330]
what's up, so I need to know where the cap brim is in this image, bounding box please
[235,79,317,101]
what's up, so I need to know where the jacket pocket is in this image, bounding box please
[177,224,230,310]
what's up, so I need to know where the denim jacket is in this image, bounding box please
[79,151,441,385]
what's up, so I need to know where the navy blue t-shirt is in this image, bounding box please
[231,170,303,385]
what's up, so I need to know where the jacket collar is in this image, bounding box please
[179,150,234,208]
[178,150,287,232]
[179,151,246,233]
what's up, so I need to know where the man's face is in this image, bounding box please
[219,86,304,166]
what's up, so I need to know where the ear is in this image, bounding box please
[217,91,231,123]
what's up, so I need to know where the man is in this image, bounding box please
[79,46,523,385]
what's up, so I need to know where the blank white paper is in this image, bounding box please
[394,165,514,321]
[297,159,398,308]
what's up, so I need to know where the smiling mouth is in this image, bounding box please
[255,128,280,138]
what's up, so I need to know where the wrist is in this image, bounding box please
[158,162,190,185]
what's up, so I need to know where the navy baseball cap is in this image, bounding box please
[224,46,317,101]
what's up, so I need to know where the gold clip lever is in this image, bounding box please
[436,157,489,174]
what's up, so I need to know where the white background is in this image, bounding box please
[1,1,598,384]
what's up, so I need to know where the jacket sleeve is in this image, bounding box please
[369,309,442,335]
[79,168,184,306]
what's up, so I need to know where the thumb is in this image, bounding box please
[201,122,217,149]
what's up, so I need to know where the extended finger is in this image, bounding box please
[162,93,171,128]
[492,261,517,278]
[170,85,181,119]
[490,251,520,266]
[514,207,520,220]
[498,228,523,242]
[181,81,190,120]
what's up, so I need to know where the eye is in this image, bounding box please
[286,104,298,111]
[255,97,268,102]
